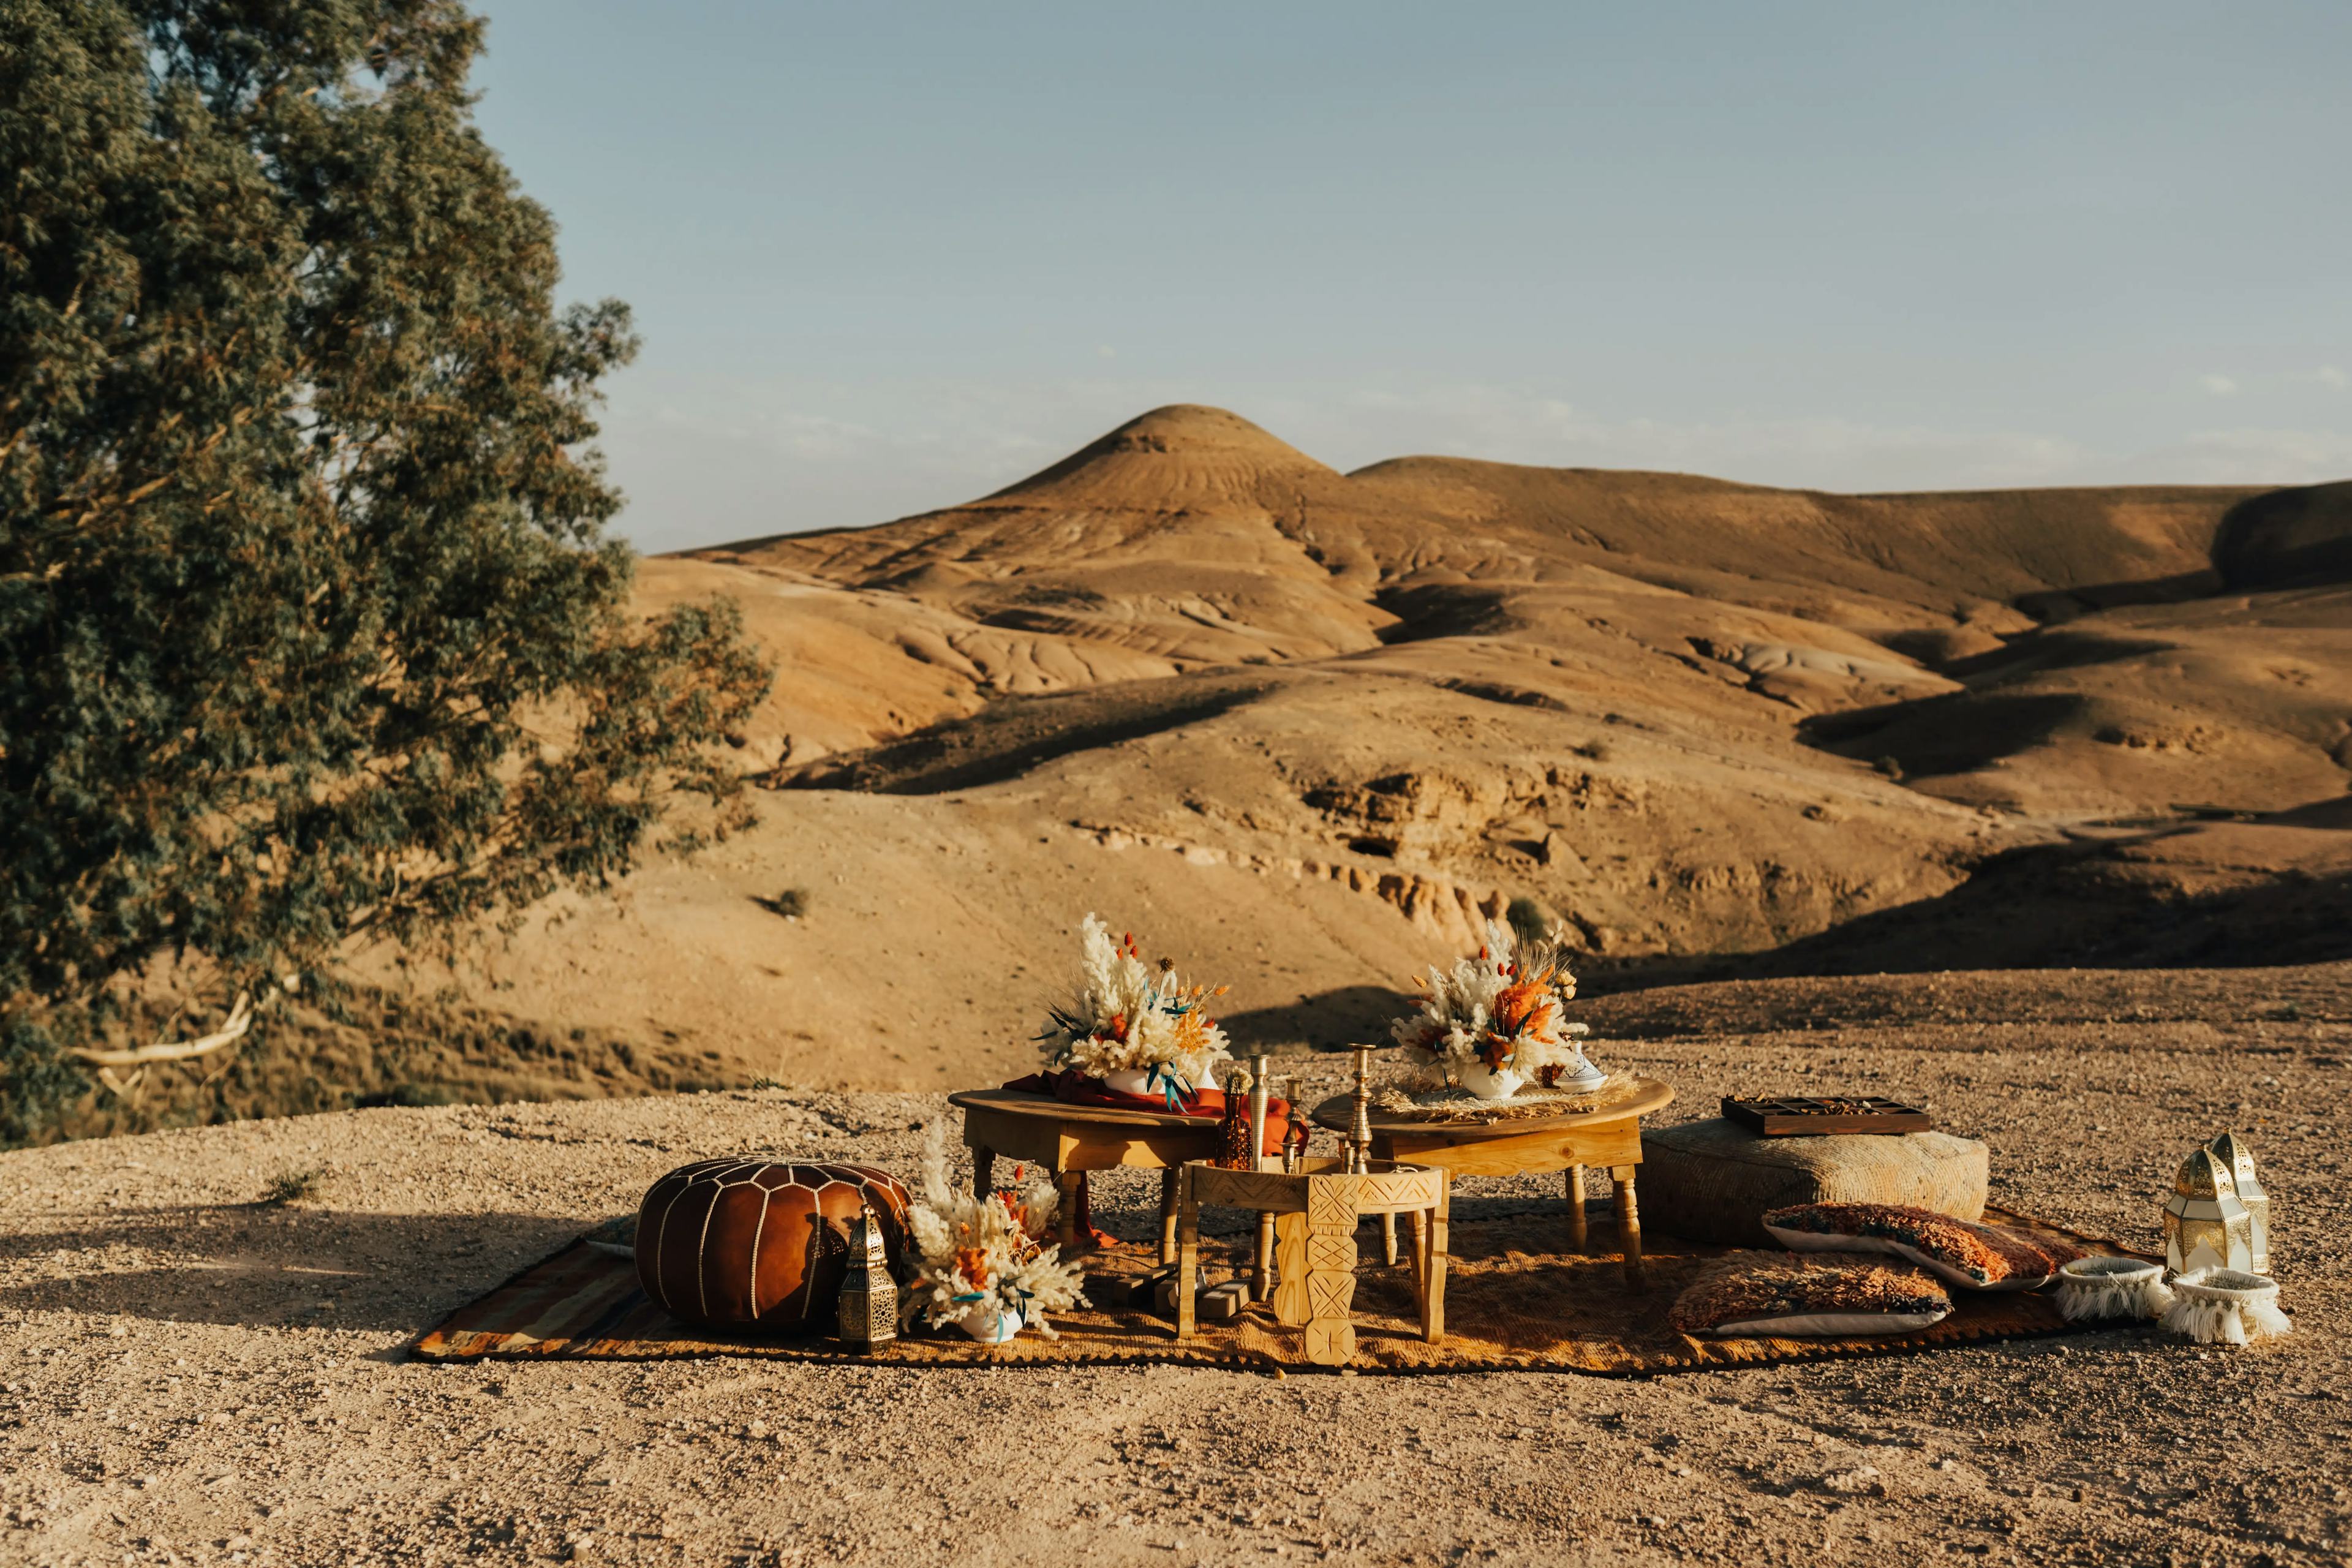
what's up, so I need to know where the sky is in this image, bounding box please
[467,1,2352,554]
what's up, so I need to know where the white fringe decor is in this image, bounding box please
[2161,1267,2293,1346]
[2054,1256,2173,1322]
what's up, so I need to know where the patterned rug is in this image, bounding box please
[412,1207,2154,1375]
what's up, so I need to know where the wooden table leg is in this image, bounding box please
[1301,1182,1359,1366]
[1565,1164,1588,1254]
[1158,1166,1181,1265]
[1272,1213,1310,1327]
[1174,1167,1200,1340]
[1425,1180,1450,1344]
[1380,1210,1400,1268]
[1055,1170,1083,1250]
[1254,1210,1276,1302]
[1408,1207,1430,1321]
[1611,1164,1644,1289]
[972,1145,994,1200]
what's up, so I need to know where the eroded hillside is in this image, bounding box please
[641,405,2350,983]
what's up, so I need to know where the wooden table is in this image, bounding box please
[1309,1076,1675,1287]
[1176,1158,1450,1365]
[946,1089,1227,1263]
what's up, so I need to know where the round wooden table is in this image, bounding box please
[946,1088,1228,1262]
[1310,1076,1675,1287]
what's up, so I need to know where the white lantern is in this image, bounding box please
[2204,1132,2269,1275]
[2162,1149,2255,1276]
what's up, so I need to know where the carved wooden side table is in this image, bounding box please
[1174,1158,1450,1365]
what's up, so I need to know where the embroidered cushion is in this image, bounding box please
[1762,1201,2081,1291]
[1669,1252,1951,1338]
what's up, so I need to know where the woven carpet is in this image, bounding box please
[412,1206,2154,1375]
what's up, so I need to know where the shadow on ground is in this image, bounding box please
[0,1204,594,1333]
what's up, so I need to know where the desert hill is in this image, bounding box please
[63,407,2352,1134]
[577,407,2350,1077]
[685,405,2348,812]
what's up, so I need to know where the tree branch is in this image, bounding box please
[67,989,257,1069]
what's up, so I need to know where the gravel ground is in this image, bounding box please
[2,965,2347,1568]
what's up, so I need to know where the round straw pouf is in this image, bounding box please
[634,1159,913,1334]
[2160,1267,2292,1347]
[2054,1256,2171,1322]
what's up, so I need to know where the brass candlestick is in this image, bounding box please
[1250,1053,1272,1172]
[1346,1046,1375,1174]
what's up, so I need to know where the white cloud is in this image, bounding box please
[2200,374,2240,396]
[2317,365,2348,390]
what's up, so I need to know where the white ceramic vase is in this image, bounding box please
[1102,1065,1210,1099]
[956,1300,1028,1344]
[1102,1067,1155,1098]
[1456,1063,1528,1101]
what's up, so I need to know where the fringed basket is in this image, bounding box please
[2054,1256,2172,1323]
[2161,1267,2292,1346]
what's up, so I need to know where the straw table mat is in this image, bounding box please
[413,1207,2154,1376]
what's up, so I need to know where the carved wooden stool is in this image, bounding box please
[1174,1157,1449,1364]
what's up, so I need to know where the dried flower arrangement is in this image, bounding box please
[905,1124,1087,1342]
[1037,914,1233,1103]
[1390,919,1603,1101]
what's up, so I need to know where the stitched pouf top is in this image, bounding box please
[635,1159,913,1335]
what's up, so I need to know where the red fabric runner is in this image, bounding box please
[1000,1069,1296,1157]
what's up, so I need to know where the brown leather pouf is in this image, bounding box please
[634,1159,913,1335]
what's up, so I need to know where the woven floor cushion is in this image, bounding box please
[1763,1202,2079,1291]
[1668,1251,1953,1338]
[1638,1117,1988,1248]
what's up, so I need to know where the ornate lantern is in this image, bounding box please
[2162,1149,2255,1276]
[2204,1132,2269,1275]
[835,1200,899,1347]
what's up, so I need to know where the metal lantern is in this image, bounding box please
[2205,1131,2270,1275]
[2163,1149,2255,1277]
[835,1200,899,1348]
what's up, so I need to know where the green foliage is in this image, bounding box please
[1504,895,1558,949]
[755,887,810,919]
[0,1,771,1143]
[259,1166,322,1205]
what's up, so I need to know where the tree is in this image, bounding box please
[0,1,772,1143]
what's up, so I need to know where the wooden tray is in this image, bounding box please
[1722,1095,1931,1136]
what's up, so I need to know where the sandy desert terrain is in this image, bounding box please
[2,963,2345,1567]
